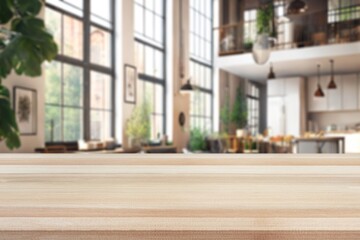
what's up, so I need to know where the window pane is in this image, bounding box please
[91,110,112,140]
[63,64,83,107]
[91,0,111,27]
[45,106,62,142]
[154,0,163,15]
[135,42,145,73]
[47,0,83,17]
[45,7,62,55]
[91,71,112,110]
[154,49,164,79]
[63,15,83,59]
[145,10,155,40]
[145,45,155,76]
[45,61,62,105]
[135,4,144,34]
[150,115,163,140]
[64,108,83,141]
[90,26,111,67]
[154,15,163,43]
[145,0,155,11]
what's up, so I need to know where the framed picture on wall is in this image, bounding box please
[124,64,137,104]
[13,87,37,136]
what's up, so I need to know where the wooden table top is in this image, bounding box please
[1,154,360,239]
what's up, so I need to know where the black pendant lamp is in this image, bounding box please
[314,64,325,98]
[287,0,308,15]
[180,79,193,93]
[268,62,276,80]
[328,59,337,89]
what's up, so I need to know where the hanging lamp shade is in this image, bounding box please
[180,79,193,94]
[328,59,337,89]
[287,0,308,15]
[268,62,276,79]
[315,64,325,97]
[315,84,325,97]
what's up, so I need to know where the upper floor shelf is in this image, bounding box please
[217,0,360,57]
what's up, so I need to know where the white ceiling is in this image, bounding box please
[215,42,360,83]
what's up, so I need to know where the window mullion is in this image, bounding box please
[83,0,91,141]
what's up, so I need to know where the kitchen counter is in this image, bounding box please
[325,132,360,153]
[1,154,360,239]
[293,137,345,154]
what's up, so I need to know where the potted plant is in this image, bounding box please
[243,39,254,52]
[126,100,151,148]
[0,0,58,150]
[189,127,207,153]
[231,87,248,138]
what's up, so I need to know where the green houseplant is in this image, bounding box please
[256,1,276,37]
[126,100,151,147]
[189,127,207,152]
[231,87,248,136]
[220,95,231,134]
[0,0,58,150]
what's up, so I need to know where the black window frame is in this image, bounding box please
[134,0,167,139]
[246,82,260,136]
[189,0,215,132]
[44,0,116,144]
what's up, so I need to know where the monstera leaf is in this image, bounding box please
[0,0,58,150]
[0,85,21,150]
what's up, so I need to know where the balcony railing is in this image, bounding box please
[217,10,360,56]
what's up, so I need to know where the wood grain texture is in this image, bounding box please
[0,154,360,239]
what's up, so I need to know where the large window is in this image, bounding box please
[189,0,214,132]
[247,82,260,136]
[134,0,166,140]
[328,0,360,23]
[243,9,257,43]
[45,0,115,143]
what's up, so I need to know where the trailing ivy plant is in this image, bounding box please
[256,1,276,37]
[0,0,58,150]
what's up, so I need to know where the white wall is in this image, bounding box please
[119,0,135,149]
[171,0,191,152]
[0,8,45,153]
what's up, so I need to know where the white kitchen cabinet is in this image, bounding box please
[307,76,327,112]
[342,74,358,111]
[327,75,342,111]
[308,74,360,112]
[267,79,285,96]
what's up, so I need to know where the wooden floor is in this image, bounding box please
[0,154,360,239]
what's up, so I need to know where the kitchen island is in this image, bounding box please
[0,154,360,239]
[293,137,345,154]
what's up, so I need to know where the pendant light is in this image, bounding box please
[268,62,276,80]
[314,64,325,98]
[287,0,308,15]
[328,59,337,89]
[179,0,192,94]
